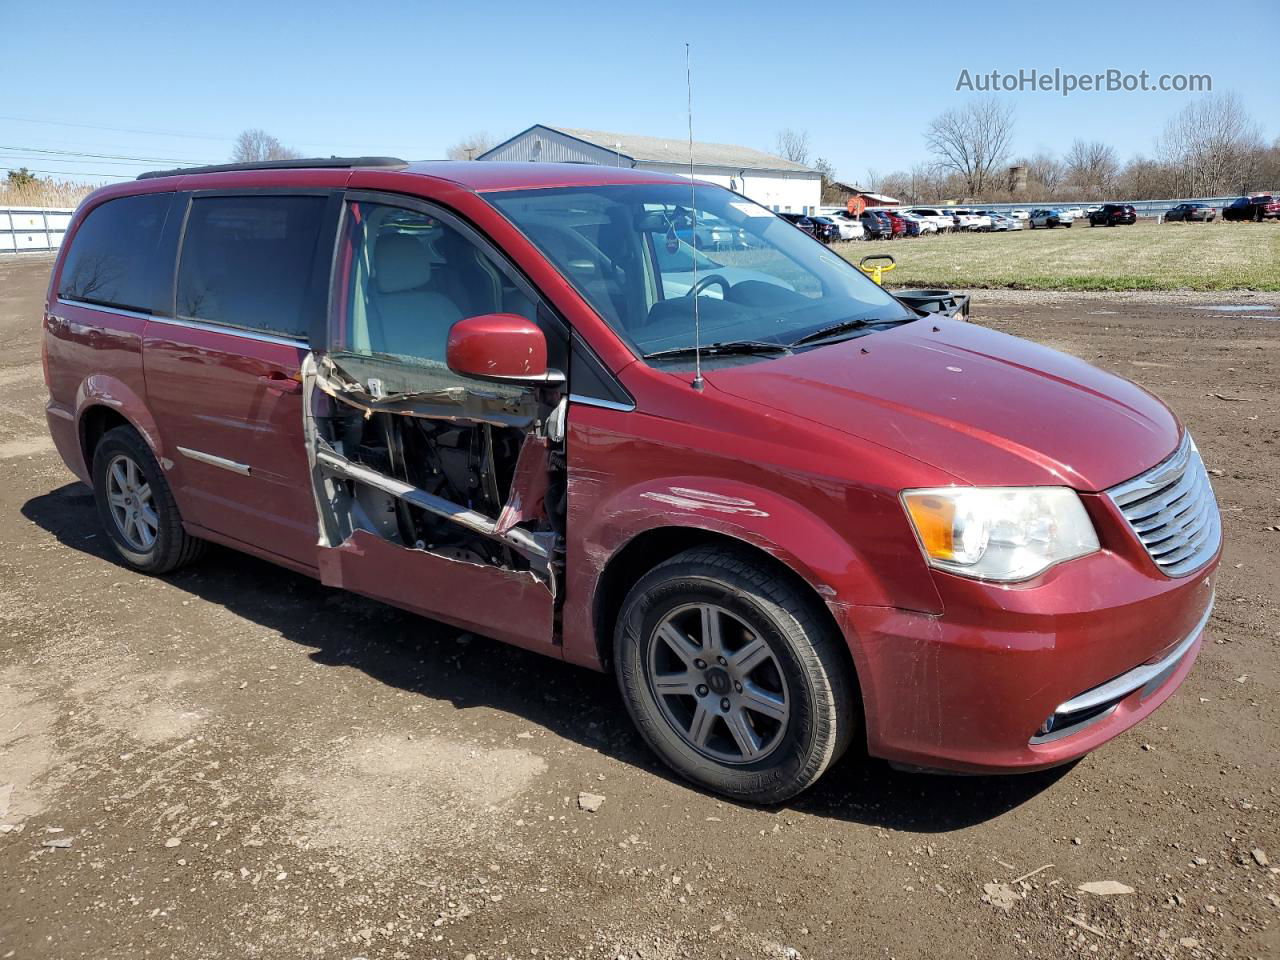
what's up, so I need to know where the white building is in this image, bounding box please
[478,125,822,214]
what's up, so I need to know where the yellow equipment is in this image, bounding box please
[858,254,896,285]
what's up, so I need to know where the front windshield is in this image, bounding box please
[486,183,913,364]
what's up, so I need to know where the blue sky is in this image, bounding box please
[3,0,1277,185]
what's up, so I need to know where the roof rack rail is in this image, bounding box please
[137,156,408,180]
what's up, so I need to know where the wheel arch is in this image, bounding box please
[73,374,166,477]
[590,526,857,692]
[78,404,133,473]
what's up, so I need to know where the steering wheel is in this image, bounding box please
[685,274,730,299]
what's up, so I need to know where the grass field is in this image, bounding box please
[834,220,1280,291]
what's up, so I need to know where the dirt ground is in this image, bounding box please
[0,254,1276,960]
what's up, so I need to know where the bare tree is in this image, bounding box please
[446,131,496,161]
[774,128,811,166]
[1063,140,1119,199]
[1158,91,1262,196]
[1019,151,1064,198]
[924,97,1015,198]
[231,129,302,163]
[1115,154,1179,200]
[811,157,844,204]
[910,163,949,203]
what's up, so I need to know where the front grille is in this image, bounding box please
[1107,433,1221,578]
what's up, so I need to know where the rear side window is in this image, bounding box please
[58,193,172,313]
[176,195,327,340]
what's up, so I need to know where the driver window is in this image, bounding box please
[331,200,550,394]
[337,201,535,360]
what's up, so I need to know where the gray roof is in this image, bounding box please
[547,126,815,173]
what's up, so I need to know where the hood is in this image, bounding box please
[706,318,1180,491]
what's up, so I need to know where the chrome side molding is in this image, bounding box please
[176,446,252,476]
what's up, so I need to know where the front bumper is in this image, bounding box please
[839,535,1218,774]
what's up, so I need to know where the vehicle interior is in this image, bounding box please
[305,201,567,593]
[488,185,911,362]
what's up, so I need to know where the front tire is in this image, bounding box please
[92,425,204,574]
[614,546,855,804]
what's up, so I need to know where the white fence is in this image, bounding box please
[0,207,73,255]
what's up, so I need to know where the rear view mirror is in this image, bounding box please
[446,313,564,386]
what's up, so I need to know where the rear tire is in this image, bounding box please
[92,425,204,574]
[614,546,856,804]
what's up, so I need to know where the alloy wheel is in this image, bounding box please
[646,602,790,764]
[105,454,158,552]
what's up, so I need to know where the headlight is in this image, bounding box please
[901,487,1099,582]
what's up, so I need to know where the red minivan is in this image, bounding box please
[43,158,1221,802]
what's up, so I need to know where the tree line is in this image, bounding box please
[858,91,1277,205]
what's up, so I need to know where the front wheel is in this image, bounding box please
[614,546,856,803]
[92,425,204,574]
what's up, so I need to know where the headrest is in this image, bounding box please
[375,234,431,293]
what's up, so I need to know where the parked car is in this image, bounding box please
[1164,202,1217,223]
[1088,204,1137,227]
[1222,195,1280,222]
[777,212,817,237]
[675,212,746,249]
[807,216,843,244]
[827,211,866,241]
[896,211,937,235]
[1083,205,1102,220]
[868,208,907,238]
[1029,208,1069,228]
[860,209,892,239]
[45,157,1222,803]
[891,211,923,237]
[906,208,955,233]
[1061,207,1085,223]
[976,210,1013,231]
[953,209,993,231]
[1008,209,1030,221]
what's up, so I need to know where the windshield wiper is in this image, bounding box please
[643,340,792,361]
[789,315,908,348]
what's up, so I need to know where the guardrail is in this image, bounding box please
[0,206,73,255]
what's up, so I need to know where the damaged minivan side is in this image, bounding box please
[45,158,1220,804]
[302,196,568,649]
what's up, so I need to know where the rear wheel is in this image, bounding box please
[92,425,204,574]
[614,546,855,803]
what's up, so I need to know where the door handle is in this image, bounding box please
[258,372,302,395]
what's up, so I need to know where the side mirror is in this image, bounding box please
[446,313,564,386]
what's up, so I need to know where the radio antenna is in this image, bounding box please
[686,42,704,392]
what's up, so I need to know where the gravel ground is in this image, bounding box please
[1,254,1277,960]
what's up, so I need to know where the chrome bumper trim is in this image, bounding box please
[1053,594,1214,718]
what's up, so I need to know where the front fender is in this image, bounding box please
[599,475,895,605]
[560,471,943,670]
